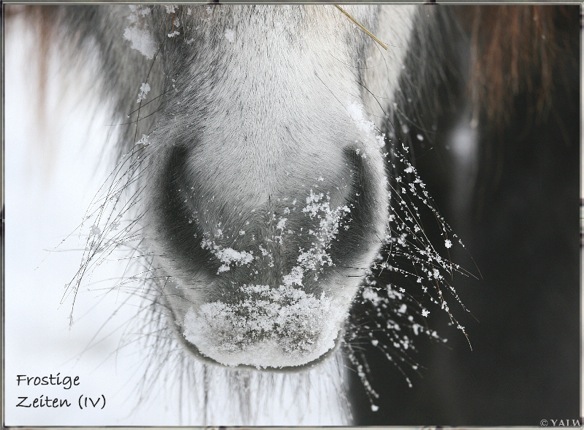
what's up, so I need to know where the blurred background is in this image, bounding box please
[350,5,581,426]
[4,10,184,425]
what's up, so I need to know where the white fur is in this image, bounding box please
[143,5,416,369]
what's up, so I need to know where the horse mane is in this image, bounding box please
[462,5,575,126]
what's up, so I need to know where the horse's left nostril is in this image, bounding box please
[153,144,221,277]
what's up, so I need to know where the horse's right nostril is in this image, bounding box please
[324,146,389,279]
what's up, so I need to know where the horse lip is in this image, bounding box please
[168,305,344,372]
[181,332,343,372]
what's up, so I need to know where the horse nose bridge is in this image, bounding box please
[182,143,357,252]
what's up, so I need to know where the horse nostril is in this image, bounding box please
[326,146,389,277]
[153,145,221,276]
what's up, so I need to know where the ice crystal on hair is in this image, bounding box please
[135,134,150,147]
[224,29,235,43]
[124,6,156,59]
[136,83,151,103]
[201,238,255,274]
[347,101,387,149]
[297,190,352,272]
[347,137,473,406]
[164,5,178,14]
[89,225,101,237]
[183,284,338,368]
[63,144,154,326]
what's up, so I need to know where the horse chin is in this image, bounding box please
[175,319,344,372]
[163,279,347,371]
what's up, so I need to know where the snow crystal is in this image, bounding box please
[362,287,381,306]
[276,217,287,230]
[135,134,150,147]
[297,191,351,274]
[201,238,254,274]
[136,83,151,103]
[347,102,375,136]
[127,5,151,23]
[224,29,235,43]
[346,102,386,148]
[282,266,305,288]
[123,27,156,60]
